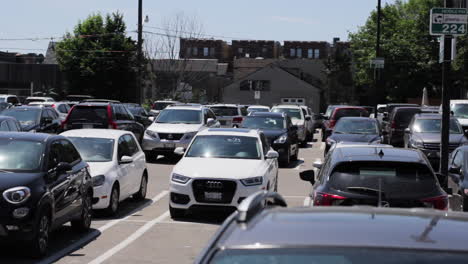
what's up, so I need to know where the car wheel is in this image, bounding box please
[30,210,50,258]
[279,148,291,167]
[71,191,93,232]
[169,205,186,219]
[105,185,120,216]
[133,173,148,201]
[463,192,468,212]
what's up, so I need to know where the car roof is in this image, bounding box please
[7,106,43,110]
[197,128,259,137]
[247,105,269,109]
[0,94,16,97]
[248,112,284,118]
[209,104,240,108]
[153,100,179,103]
[26,96,53,99]
[332,145,426,163]
[414,113,456,120]
[61,129,133,139]
[450,100,468,104]
[165,104,204,110]
[272,105,302,109]
[76,102,113,107]
[0,132,56,142]
[218,206,468,252]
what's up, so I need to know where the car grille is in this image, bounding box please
[192,180,237,204]
[423,143,459,151]
[158,133,184,140]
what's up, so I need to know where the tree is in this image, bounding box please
[349,0,445,103]
[56,13,138,101]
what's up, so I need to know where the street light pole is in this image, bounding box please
[374,0,382,116]
[137,0,143,103]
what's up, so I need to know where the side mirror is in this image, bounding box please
[305,115,311,121]
[174,147,185,156]
[265,150,279,159]
[56,162,72,173]
[206,118,216,126]
[449,165,461,174]
[119,155,133,164]
[404,128,411,134]
[313,160,323,170]
[299,170,315,184]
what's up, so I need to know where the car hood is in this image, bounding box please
[147,123,203,134]
[173,158,264,179]
[291,119,305,126]
[414,133,466,144]
[0,172,44,190]
[260,129,287,141]
[329,133,380,143]
[87,162,114,177]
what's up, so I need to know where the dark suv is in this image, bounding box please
[384,106,421,146]
[322,106,369,140]
[1,106,61,133]
[0,133,93,257]
[302,145,448,210]
[196,191,468,264]
[241,112,299,167]
[62,102,145,142]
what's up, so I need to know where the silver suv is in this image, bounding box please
[207,104,248,127]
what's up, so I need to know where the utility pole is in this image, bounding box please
[136,0,143,104]
[374,0,382,117]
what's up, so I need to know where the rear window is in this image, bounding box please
[210,107,239,117]
[333,108,368,120]
[69,106,108,123]
[393,109,420,126]
[329,162,437,196]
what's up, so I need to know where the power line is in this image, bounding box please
[143,25,254,40]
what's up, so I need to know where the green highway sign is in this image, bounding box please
[430,8,467,36]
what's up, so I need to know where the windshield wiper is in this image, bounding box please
[346,186,383,196]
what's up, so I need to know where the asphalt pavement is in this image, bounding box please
[0,133,324,264]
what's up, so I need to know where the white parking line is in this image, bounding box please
[89,211,170,264]
[303,197,311,207]
[98,190,169,232]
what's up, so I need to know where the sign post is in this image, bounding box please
[430,8,467,35]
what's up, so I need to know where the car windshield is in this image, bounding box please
[128,107,145,116]
[412,119,461,134]
[248,108,269,113]
[242,116,285,130]
[393,109,421,126]
[1,108,40,127]
[211,248,468,264]
[68,137,114,162]
[186,135,261,159]
[452,104,468,118]
[210,107,239,117]
[25,99,45,104]
[329,162,437,196]
[334,108,367,120]
[334,119,377,134]
[272,108,303,120]
[156,109,201,124]
[0,139,44,171]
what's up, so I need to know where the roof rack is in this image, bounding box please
[237,191,287,223]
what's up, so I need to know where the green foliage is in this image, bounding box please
[56,13,138,101]
[349,0,447,102]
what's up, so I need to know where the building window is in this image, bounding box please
[262,47,267,54]
[290,48,296,57]
[308,49,313,58]
[258,80,271,91]
[186,47,192,56]
[203,47,209,57]
[193,47,198,56]
[297,48,302,58]
[240,80,251,91]
[314,49,320,59]
[238,48,243,54]
[210,47,216,56]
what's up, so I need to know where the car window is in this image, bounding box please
[114,105,127,120]
[124,134,139,156]
[48,141,62,170]
[210,107,239,117]
[123,107,135,120]
[240,107,249,116]
[207,109,217,120]
[333,108,367,121]
[186,135,261,160]
[393,109,421,126]
[6,120,19,131]
[68,137,114,162]
[272,108,303,120]
[58,104,68,113]
[0,121,9,131]
[301,108,307,116]
[60,140,81,164]
[69,106,108,124]
[118,135,131,159]
[48,109,59,119]
[7,97,18,104]
[452,104,468,118]
[259,133,269,155]
[334,119,378,134]
[242,116,285,130]
[41,109,50,119]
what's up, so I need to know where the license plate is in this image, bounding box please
[220,120,226,125]
[83,124,93,129]
[163,143,175,149]
[204,192,222,201]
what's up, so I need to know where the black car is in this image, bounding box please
[62,102,145,142]
[1,106,61,133]
[404,114,467,170]
[0,133,93,257]
[325,117,383,153]
[448,145,468,211]
[123,103,154,128]
[196,191,468,264]
[303,144,448,209]
[381,103,419,128]
[241,112,299,166]
[0,116,22,132]
[385,106,421,146]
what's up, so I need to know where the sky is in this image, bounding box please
[0,0,396,54]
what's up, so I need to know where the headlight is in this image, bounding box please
[326,138,336,145]
[3,187,31,204]
[183,131,197,140]
[92,175,105,187]
[240,176,263,186]
[146,130,158,138]
[274,134,288,144]
[172,173,191,184]
[410,139,424,148]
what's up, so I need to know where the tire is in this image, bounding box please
[29,210,51,258]
[279,148,291,167]
[105,185,120,216]
[169,205,186,219]
[291,145,299,161]
[463,193,468,212]
[71,191,92,232]
[133,173,148,201]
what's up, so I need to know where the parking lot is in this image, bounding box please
[0,134,322,264]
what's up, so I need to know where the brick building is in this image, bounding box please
[231,40,280,59]
[283,41,330,60]
[179,38,230,62]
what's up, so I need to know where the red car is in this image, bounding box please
[321,106,369,140]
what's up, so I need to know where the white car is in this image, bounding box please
[208,104,248,127]
[24,96,55,104]
[150,100,179,116]
[247,105,270,114]
[0,94,20,105]
[271,105,309,145]
[447,100,468,130]
[168,128,279,218]
[300,105,314,140]
[61,129,148,215]
[28,102,71,120]
[142,104,220,161]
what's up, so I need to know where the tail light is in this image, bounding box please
[61,105,75,130]
[313,192,347,206]
[107,105,118,129]
[391,121,396,129]
[329,120,336,128]
[233,117,243,123]
[421,195,448,210]
[51,104,56,108]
